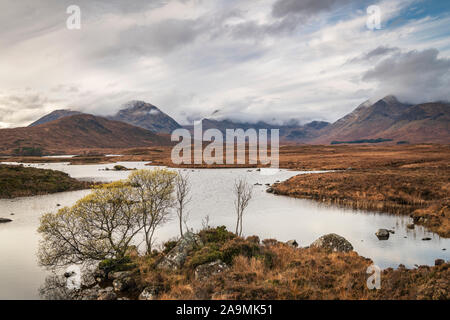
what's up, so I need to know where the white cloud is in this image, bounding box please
[0,0,448,128]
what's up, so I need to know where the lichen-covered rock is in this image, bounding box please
[157,232,202,270]
[310,233,353,253]
[111,271,135,292]
[93,269,107,283]
[97,287,117,300]
[108,271,132,281]
[194,260,228,281]
[138,286,159,300]
[79,288,100,300]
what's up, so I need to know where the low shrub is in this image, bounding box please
[99,256,136,273]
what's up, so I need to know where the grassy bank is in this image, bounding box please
[106,227,448,300]
[272,167,450,237]
[0,164,93,198]
[2,144,448,169]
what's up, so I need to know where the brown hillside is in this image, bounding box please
[0,114,171,155]
[312,97,449,144]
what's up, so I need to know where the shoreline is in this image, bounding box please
[43,227,449,300]
[0,164,99,200]
[3,144,449,237]
[271,167,449,238]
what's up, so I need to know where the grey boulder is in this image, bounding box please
[310,233,353,253]
[157,232,202,271]
[194,260,228,281]
[138,286,159,300]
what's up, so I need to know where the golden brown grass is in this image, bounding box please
[132,232,449,300]
[272,166,450,237]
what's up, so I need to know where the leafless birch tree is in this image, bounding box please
[233,178,253,236]
[175,171,191,238]
[129,169,177,254]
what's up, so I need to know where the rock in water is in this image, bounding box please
[310,233,353,252]
[375,229,390,240]
[157,232,202,270]
[194,260,228,281]
[0,218,13,223]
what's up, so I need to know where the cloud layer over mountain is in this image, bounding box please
[0,0,449,128]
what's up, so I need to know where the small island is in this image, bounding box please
[0,164,93,199]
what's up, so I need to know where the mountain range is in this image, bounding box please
[0,95,448,154]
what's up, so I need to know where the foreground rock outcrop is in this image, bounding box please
[157,232,202,270]
[52,227,448,300]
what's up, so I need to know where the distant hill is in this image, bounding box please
[183,118,330,142]
[368,102,450,144]
[110,101,181,134]
[312,96,449,144]
[0,114,171,155]
[28,109,82,127]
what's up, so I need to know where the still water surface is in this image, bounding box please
[0,161,448,299]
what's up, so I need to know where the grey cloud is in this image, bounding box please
[226,0,354,40]
[0,93,52,110]
[116,18,205,55]
[0,0,168,48]
[362,48,450,103]
[348,46,400,64]
[0,93,61,127]
[227,14,304,40]
[365,46,400,59]
[272,0,352,18]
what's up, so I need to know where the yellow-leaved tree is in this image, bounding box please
[38,168,178,268]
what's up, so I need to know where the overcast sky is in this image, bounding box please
[0,0,449,128]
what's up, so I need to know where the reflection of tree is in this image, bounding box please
[39,267,97,300]
[39,274,75,300]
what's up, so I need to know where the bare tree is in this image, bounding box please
[129,168,177,254]
[233,178,253,236]
[175,171,191,238]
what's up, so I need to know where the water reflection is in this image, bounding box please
[0,162,448,299]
